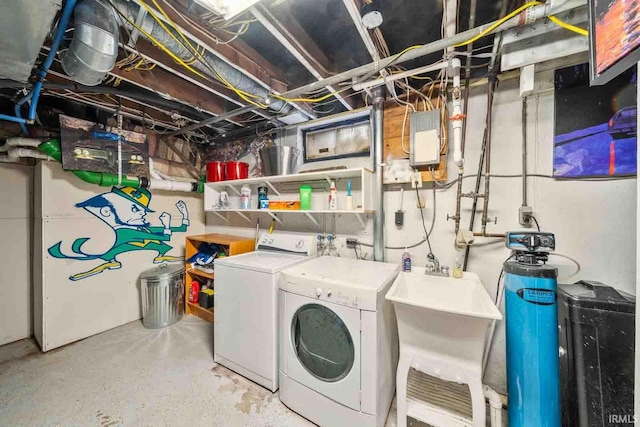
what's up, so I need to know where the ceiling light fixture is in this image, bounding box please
[361,0,383,30]
[194,0,263,20]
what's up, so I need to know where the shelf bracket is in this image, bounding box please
[235,211,252,223]
[323,175,332,185]
[226,184,240,196]
[303,212,320,227]
[266,211,284,225]
[210,211,230,223]
[355,213,367,228]
[263,181,280,196]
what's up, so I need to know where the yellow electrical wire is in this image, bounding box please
[548,15,589,36]
[114,4,209,81]
[145,0,268,108]
[455,1,542,47]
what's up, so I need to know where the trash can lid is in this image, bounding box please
[140,263,184,280]
[558,280,635,313]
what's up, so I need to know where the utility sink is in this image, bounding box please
[386,270,502,370]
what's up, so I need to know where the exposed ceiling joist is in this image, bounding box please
[443,0,458,53]
[142,0,289,94]
[251,5,355,111]
[109,56,241,125]
[341,0,381,63]
[44,91,193,136]
[45,71,201,126]
[121,41,276,123]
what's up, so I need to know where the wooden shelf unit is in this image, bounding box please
[184,234,255,323]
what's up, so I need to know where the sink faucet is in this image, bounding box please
[425,253,450,277]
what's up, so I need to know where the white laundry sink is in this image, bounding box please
[386,270,502,373]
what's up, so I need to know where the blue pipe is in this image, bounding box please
[5,0,76,132]
[28,0,78,122]
[14,104,29,135]
[0,113,28,124]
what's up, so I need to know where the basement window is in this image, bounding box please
[300,112,372,163]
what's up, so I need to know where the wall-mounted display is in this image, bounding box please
[554,64,637,178]
[59,115,149,176]
[589,0,640,85]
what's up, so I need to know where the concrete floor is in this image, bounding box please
[0,316,404,426]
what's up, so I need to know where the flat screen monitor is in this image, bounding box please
[589,0,640,85]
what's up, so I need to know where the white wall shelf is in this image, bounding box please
[204,167,374,227]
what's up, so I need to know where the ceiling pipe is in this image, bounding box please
[175,0,585,135]
[352,62,449,92]
[111,0,292,115]
[372,86,385,262]
[61,0,119,86]
[0,79,213,124]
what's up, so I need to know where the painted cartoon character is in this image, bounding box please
[48,186,189,281]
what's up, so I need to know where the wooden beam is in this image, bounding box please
[125,40,285,122]
[109,57,228,118]
[260,3,334,75]
[160,136,201,179]
[251,5,356,110]
[153,0,289,94]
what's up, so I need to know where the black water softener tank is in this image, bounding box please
[557,280,635,426]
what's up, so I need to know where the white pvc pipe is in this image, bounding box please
[8,147,51,160]
[0,154,19,163]
[483,385,503,427]
[5,137,44,147]
[450,58,464,169]
[351,61,449,91]
[148,158,163,180]
[148,178,194,192]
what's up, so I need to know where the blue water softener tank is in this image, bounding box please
[504,231,560,427]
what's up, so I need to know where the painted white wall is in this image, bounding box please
[34,161,205,351]
[207,74,637,393]
[0,163,33,346]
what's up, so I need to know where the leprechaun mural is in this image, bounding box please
[48,186,189,281]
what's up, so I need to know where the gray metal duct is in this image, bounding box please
[61,0,119,86]
[111,0,291,114]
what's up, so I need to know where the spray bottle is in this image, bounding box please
[402,246,412,272]
[329,180,337,210]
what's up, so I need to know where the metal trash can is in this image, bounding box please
[140,264,184,329]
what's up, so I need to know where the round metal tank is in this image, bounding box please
[140,264,184,329]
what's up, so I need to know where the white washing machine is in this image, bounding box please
[279,256,400,427]
[214,233,316,392]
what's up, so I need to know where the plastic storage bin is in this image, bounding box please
[558,280,635,426]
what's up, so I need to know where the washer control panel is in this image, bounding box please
[284,279,361,308]
[256,233,316,256]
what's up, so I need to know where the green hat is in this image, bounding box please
[111,187,155,212]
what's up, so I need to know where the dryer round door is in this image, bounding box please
[292,303,354,382]
[283,292,361,410]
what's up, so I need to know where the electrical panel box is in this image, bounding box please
[410,109,441,167]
